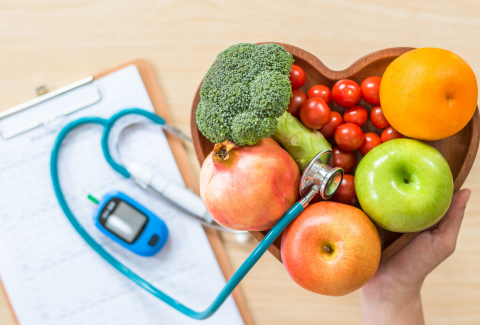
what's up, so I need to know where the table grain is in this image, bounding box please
[0,1,479,324]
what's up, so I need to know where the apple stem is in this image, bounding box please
[323,245,332,253]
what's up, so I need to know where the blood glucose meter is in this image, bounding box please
[92,191,168,256]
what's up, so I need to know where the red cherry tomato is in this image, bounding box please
[332,174,358,206]
[333,145,356,174]
[343,106,368,127]
[287,90,307,117]
[319,111,343,138]
[370,106,390,129]
[359,132,382,156]
[290,64,306,90]
[299,98,331,129]
[334,123,365,151]
[331,79,361,108]
[360,76,382,105]
[307,85,332,105]
[381,126,405,142]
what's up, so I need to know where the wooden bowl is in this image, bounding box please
[190,43,480,263]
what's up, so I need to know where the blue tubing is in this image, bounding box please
[50,108,305,320]
[101,108,166,178]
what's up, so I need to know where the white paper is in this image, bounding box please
[0,65,244,325]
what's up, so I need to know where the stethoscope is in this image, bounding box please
[51,108,344,320]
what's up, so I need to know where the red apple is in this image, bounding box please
[281,202,381,296]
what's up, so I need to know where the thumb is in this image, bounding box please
[431,188,471,258]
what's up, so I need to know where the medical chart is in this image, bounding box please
[0,65,245,325]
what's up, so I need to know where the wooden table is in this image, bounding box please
[0,1,479,324]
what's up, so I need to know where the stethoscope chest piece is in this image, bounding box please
[300,150,344,200]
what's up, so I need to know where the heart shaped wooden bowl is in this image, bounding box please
[190,43,480,263]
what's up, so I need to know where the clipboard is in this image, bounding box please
[0,59,254,325]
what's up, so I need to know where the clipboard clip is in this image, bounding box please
[0,77,102,139]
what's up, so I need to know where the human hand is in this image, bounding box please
[361,188,471,325]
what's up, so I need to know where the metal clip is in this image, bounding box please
[0,77,102,139]
[36,85,49,96]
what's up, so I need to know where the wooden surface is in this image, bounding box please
[1,1,480,324]
[190,44,480,263]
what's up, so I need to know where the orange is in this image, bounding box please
[380,48,478,140]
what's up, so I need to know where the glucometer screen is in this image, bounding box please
[105,201,148,244]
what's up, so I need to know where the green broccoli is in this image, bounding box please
[196,43,294,146]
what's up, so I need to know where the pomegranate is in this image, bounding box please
[200,138,300,231]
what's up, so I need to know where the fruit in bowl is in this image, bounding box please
[200,138,300,231]
[380,47,478,141]
[355,139,454,232]
[281,202,381,296]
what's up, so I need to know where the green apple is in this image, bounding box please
[355,139,453,232]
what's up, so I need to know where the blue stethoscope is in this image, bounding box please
[50,108,343,320]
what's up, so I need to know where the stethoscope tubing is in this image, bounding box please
[50,108,305,319]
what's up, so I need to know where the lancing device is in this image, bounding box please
[127,163,240,233]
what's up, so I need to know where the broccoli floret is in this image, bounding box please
[231,112,278,146]
[249,70,292,118]
[253,43,296,75]
[196,43,294,146]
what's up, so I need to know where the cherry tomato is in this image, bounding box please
[334,123,365,151]
[359,132,382,156]
[319,111,343,138]
[299,97,331,129]
[343,106,368,127]
[333,145,356,174]
[360,76,381,105]
[307,85,332,105]
[370,106,390,129]
[381,126,405,142]
[331,79,361,108]
[332,174,358,206]
[287,89,307,117]
[290,64,306,90]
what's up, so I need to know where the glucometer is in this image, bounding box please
[91,191,168,256]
